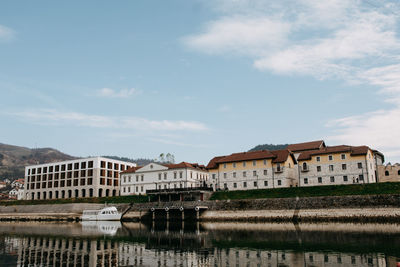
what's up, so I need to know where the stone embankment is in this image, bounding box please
[1,194,399,222]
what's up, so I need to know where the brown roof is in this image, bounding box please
[122,162,206,174]
[164,162,207,171]
[207,149,295,169]
[297,145,371,161]
[121,166,143,174]
[287,140,325,152]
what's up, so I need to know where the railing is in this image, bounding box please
[146,186,213,194]
[274,167,284,173]
[300,166,309,172]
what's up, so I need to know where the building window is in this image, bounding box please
[328,155,333,161]
[180,172,183,178]
[263,159,267,165]
[264,181,268,186]
[263,169,267,175]
[341,154,346,160]
[233,172,236,178]
[174,172,177,179]
[233,162,236,168]
[253,171,257,177]
[317,166,321,172]
[224,163,227,168]
[253,160,256,166]
[277,180,281,186]
[330,176,335,182]
[329,165,334,171]
[316,156,321,162]
[243,171,247,177]
[253,181,257,187]
[359,174,364,181]
[224,173,227,178]
[141,175,144,182]
[318,177,322,183]
[398,170,400,176]
[164,173,167,180]
[233,182,237,188]
[212,174,216,179]
[224,183,227,189]
[158,173,161,180]
[358,162,362,169]
[243,162,246,167]
[343,175,348,182]
[304,178,308,184]
[342,164,347,170]
[243,182,247,188]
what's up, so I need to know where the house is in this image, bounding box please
[377,163,400,182]
[120,162,209,195]
[297,145,383,186]
[207,149,297,191]
[11,178,24,189]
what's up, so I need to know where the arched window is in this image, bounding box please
[385,171,389,176]
[302,162,307,170]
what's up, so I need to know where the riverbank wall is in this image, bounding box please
[1,194,400,222]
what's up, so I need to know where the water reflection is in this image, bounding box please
[81,221,122,236]
[0,221,399,266]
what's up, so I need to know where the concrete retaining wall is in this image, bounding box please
[1,194,399,222]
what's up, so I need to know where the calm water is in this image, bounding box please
[0,221,399,266]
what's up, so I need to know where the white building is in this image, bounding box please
[120,162,209,195]
[25,157,136,200]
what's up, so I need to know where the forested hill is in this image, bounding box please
[0,143,76,180]
[248,143,289,152]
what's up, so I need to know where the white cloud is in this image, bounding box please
[0,25,15,41]
[184,16,291,55]
[97,88,141,98]
[185,0,400,161]
[9,109,208,132]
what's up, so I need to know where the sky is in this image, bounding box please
[1,0,400,165]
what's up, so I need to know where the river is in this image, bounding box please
[0,221,399,266]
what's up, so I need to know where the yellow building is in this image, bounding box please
[297,145,384,186]
[206,149,297,191]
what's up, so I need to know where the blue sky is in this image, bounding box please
[1,0,400,164]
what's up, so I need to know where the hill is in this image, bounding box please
[102,156,153,166]
[0,143,77,180]
[248,143,289,152]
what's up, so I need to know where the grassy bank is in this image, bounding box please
[210,182,400,200]
[0,194,149,206]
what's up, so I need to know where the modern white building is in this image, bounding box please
[25,157,136,200]
[120,162,209,195]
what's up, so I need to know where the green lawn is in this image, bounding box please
[210,182,400,200]
[2,182,400,206]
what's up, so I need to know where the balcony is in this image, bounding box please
[274,167,284,173]
[300,165,310,172]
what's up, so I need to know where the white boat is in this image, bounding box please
[81,206,122,221]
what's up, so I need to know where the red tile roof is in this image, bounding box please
[297,145,372,161]
[207,149,295,169]
[121,162,206,174]
[287,140,325,152]
[121,166,143,174]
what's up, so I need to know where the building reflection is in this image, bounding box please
[0,221,397,267]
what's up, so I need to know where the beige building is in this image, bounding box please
[25,157,135,200]
[206,149,297,191]
[120,162,209,195]
[378,163,400,182]
[297,145,383,187]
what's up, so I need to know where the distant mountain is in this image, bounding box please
[102,156,153,166]
[249,143,289,152]
[0,143,77,180]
